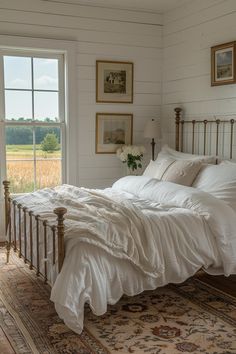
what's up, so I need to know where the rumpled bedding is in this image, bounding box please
[12,176,236,333]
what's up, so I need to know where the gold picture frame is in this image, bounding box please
[96,113,133,154]
[211,41,236,86]
[96,60,133,103]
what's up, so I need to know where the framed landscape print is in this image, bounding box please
[96,60,133,103]
[211,41,236,86]
[96,113,133,153]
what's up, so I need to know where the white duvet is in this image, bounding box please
[12,176,236,333]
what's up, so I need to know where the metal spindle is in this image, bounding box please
[174,107,182,151]
[192,120,195,154]
[23,207,27,263]
[52,226,56,265]
[36,215,40,276]
[203,120,207,155]
[13,201,17,251]
[18,205,22,258]
[43,221,48,283]
[180,120,184,152]
[3,181,11,263]
[29,211,33,270]
[216,119,220,158]
[8,199,11,246]
[230,119,234,159]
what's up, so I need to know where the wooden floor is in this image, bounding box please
[196,273,236,297]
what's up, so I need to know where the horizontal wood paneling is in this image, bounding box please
[0,9,162,37]
[0,0,161,211]
[164,0,234,33]
[162,0,236,150]
[164,0,224,24]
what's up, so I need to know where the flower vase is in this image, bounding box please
[126,166,137,176]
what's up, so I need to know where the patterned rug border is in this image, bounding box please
[81,328,110,354]
[0,289,40,354]
[195,277,236,302]
[172,278,236,327]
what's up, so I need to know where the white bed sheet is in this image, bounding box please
[12,176,236,334]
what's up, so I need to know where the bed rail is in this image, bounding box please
[3,181,67,283]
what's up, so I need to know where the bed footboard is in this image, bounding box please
[3,181,67,283]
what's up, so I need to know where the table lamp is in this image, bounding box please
[144,119,160,160]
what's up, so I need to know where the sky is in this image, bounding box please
[216,49,232,66]
[4,56,59,121]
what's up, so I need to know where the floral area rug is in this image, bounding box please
[0,248,236,354]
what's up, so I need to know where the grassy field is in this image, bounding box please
[7,144,61,159]
[6,145,61,193]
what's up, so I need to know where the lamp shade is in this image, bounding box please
[144,119,160,139]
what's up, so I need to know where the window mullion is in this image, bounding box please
[5,121,62,127]
[5,88,58,93]
[31,56,34,121]
[33,126,37,191]
[0,54,6,186]
[31,57,37,191]
[58,54,66,184]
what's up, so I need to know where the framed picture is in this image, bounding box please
[211,41,236,86]
[96,60,133,103]
[96,113,133,154]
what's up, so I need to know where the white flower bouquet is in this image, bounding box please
[116,145,146,171]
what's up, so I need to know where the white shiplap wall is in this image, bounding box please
[0,0,162,189]
[162,0,236,152]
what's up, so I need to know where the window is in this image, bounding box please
[0,52,65,193]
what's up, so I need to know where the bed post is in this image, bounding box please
[174,107,182,151]
[3,180,11,263]
[54,207,67,273]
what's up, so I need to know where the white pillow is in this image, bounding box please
[192,161,236,211]
[143,157,174,178]
[143,160,159,177]
[143,157,202,186]
[159,145,216,164]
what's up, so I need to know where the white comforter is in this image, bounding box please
[13,176,236,333]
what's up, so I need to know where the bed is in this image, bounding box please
[3,107,236,333]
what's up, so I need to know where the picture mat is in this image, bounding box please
[215,47,233,81]
[96,61,133,103]
[96,114,132,153]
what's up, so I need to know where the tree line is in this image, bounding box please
[6,118,60,145]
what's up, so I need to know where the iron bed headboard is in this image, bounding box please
[174,107,235,159]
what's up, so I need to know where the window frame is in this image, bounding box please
[0,35,77,240]
[0,50,66,192]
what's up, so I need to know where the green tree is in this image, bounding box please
[41,133,59,153]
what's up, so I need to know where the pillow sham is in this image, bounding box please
[159,144,216,164]
[161,159,202,186]
[143,157,174,178]
[192,160,236,211]
[142,160,159,178]
[143,157,202,186]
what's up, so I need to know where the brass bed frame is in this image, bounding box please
[2,107,235,283]
[3,181,67,282]
[174,107,235,158]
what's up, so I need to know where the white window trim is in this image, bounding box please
[2,51,65,188]
[0,35,78,241]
